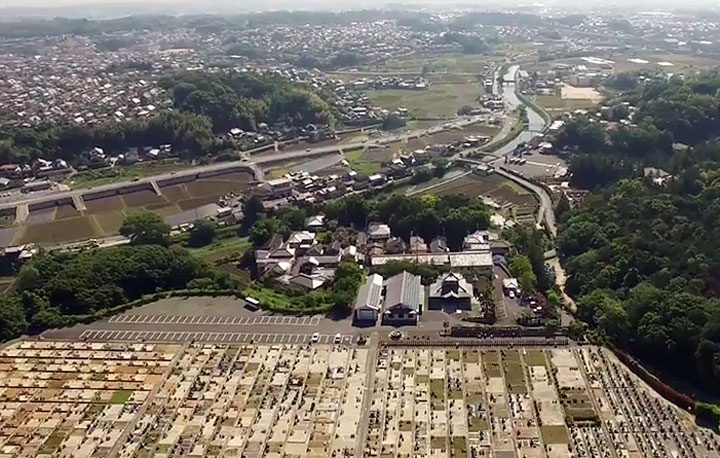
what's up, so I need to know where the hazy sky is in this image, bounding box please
[0,0,715,14]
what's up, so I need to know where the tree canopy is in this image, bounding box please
[0,244,219,340]
[556,70,720,393]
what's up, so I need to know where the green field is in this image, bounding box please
[367,82,484,119]
[186,236,251,263]
[359,53,502,75]
[346,150,383,175]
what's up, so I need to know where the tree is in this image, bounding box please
[243,195,264,226]
[249,218,289,247]
[382,114,407,131]
[0,296,27,341]
[508,255,537,293]
[120,212,170,246]
[188,219,216,247]
[281,208,307,231]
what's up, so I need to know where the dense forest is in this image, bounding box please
[557,69,720,189]
[0,244,228,340]
[0,111,215,165]
[557,69,720,393]
[158,72,335,132]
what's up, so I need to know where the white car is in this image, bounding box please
[508,290,516,299]
[311,332,320,343]
[333,333,342,344]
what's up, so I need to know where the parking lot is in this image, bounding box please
[79,328,355,344]
[107,314,322,326]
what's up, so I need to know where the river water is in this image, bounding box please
[494,65,548,157]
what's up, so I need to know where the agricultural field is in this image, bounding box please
[534,94,599,113]
[425,173,538,210]
[13,170,254,246]
[367,82,485,119]
[356,53,502,75]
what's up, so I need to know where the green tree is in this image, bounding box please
[281,208,307,231]
[120,212,170,246]
[249,218,289,247]
[188,219,216,247]
[243,195,264,226]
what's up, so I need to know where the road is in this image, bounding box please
[0,116,487,214]
[493,167,556,237]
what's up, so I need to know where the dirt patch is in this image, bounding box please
[121,191,167,208]
[18,217,99,244]
[160,184,191,202]
[184,179,247,198]
[489,185,537,207]
[84,196,125,214]
[93,211,126,234]
[54,204,80,220]
[177,196,219,211]
[147,204,181,218]
[26,208,56,224]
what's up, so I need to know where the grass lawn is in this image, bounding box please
[267,167,291,179]
[109,389,133,404]
[450,437,468,458]
[346,150,382,175]
[67,160,192,189]
[0,214,15,229]
[186,236,251,263]
[367,82,483,119]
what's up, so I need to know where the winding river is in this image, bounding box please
[494,64,548,157]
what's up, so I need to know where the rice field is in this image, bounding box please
[367,82,485,119]
[14,170,255,246]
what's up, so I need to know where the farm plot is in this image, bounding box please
[17,216,100,244]
[121,190,167,208]
[367,82,484,119]
[427,174,506,198]
[54,204,81,219]
[83,196,126,213]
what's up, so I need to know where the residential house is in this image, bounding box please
[305,215,326,231]
[289,272,332,292]
[382,271,424,325]
[354,274,384,323]
[428,272,473,312]
[367,222,391,241]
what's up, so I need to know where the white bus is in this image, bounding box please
[244,297,260,311]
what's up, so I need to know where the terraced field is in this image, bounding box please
[13,170,254,245]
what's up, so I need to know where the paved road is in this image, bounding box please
[0,116,486,214]
[494,166,556,237]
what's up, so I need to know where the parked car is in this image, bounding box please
[311,332,320,343]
